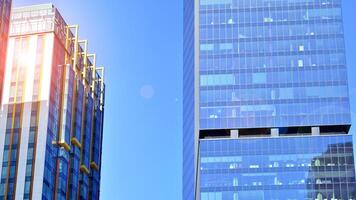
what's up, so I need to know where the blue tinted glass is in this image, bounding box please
[198,0,351,129]
[200,135,356,199]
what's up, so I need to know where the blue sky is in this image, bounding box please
[11,0,356,199]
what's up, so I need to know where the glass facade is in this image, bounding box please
[198,0,350,129]
[200,135,356,200]
[183,0,356,200]
[183,0,198,199]
[0,4,105,200]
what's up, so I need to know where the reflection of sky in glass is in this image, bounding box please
[11,0,356,199]
[200,135,356,199]
[199,0,351,130]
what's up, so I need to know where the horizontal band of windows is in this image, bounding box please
[200,97,349,107]
[200,18,341,28]
[201,192,351,200]
[201,166,354,174]
[3,143,20,149]
[200,108,350,121]
[2,161,17,166]
[200,23,343,41]
[200,70,347,86]
[201,66,347,75]
[200,9,341,26]
[5,127,22,132]
[200,100,350,115]
[200,49,344,59]
[200,183,356,192]
[201,40,344,56]
[4,177,15,183]
[200,81,347,90]
[200,39,344,54]
[200,178,356,188]
[199,0,339,8]
[200,34,343,44]
[200,3,340,13]
[201,90,348,104]
[200,153,354,163]
[200,64,346,75]
[200,55,346,71]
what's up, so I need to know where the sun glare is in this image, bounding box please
[18,52,31,67]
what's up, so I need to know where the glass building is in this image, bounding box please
[0,4,105,200]
[0,0,11,103]
[183,0,356,199]
[200,136,356,199]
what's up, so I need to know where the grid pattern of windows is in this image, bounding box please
[41,42,63,200]
[183,1,356,200]
[199,0,351,129]
[23,103,39,199]
[0,4,105,200]
[67,78,84,199]
[200,135,356,200]
[0,36,30,199]
[23,35,44,199]
[0,104,23,200]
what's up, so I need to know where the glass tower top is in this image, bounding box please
[198,0,351,130]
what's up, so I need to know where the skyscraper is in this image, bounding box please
[0,4,105,200]
[0,0,11,103]
[183,0,356,199]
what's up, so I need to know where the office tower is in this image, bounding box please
[0,0,11,103]
[0,4,105,200]
[183,0,356,199]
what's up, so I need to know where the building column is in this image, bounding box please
[231,130,239,139]
[271,128,279,137]
[312,127,320,136]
